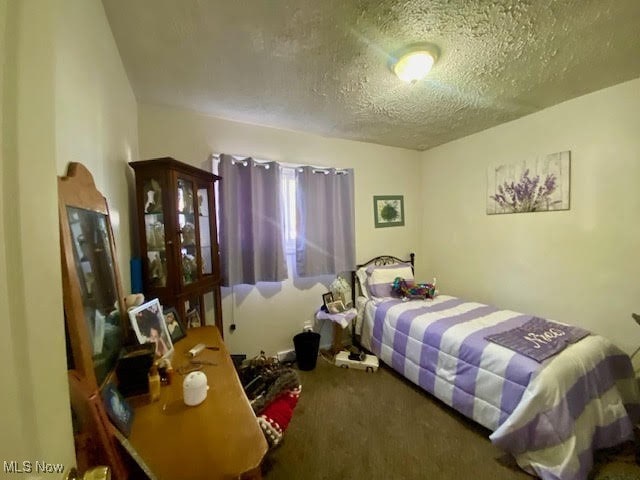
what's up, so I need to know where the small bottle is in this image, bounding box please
[148,363,161,402]
[158,359,168,385]
[165,360,174,386]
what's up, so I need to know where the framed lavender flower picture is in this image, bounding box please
[487,151,570,215]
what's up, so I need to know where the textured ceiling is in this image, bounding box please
[102,0,640,151]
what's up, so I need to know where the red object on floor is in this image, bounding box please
[257,387,301,447]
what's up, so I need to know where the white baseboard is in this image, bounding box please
[277,349,296,362]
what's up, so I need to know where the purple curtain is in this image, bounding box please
[295,167,355,277]
[219,154,288,286]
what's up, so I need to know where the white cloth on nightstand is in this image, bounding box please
[315,308,357,329]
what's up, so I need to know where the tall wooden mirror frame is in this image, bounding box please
[59,162,129,385]
[58,163,129,478]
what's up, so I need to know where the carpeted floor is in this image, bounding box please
[263,354,640,480]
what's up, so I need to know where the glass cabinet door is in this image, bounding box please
[143,178,167,288]
[197,187,213,275]
[177,177,197,285]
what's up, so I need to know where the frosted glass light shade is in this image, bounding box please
[393,51,435,83]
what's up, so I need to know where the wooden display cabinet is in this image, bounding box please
[129,157,223,335]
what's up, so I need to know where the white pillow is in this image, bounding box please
[355,267,370,298]
[366,263,414,298]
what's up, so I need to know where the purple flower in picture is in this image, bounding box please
[491,169,561,213]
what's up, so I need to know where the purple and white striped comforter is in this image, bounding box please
[358,295,640,480]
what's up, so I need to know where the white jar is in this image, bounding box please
[183,371,209,406]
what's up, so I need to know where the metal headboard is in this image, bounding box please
[351,253,415,306]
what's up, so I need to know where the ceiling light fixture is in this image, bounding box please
[390,43,439,84]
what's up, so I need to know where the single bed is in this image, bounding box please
[351,254,640,480]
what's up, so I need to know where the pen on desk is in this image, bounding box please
[187,344,219,357]
[191,359,217,366]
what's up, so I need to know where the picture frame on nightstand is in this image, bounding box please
[327,300,346,314]
[322,292,334,310]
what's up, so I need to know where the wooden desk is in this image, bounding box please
[127,326,267,480]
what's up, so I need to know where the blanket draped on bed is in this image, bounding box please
[363,295,640,480]
[485,316,590,362]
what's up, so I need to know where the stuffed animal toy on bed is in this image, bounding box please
[392,277,437,300]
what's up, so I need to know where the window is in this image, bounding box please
[215,154,355,283]
[280,167,297,255]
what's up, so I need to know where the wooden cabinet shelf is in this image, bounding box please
[129,157,223,334]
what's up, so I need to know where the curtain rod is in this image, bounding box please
[211,153,350,174]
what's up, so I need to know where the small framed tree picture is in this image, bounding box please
[373,195,405,228]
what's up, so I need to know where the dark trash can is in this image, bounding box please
[293,331,321,371]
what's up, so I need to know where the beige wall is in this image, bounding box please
[138,104,421,356]
[1,0,74,466]
[419,78,640,362]
[0,0,30,463]
[0,0,137,469]
[55,0,138,293]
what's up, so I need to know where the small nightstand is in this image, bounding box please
[316,308,357,355]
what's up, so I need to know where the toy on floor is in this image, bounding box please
[335,350,379,372]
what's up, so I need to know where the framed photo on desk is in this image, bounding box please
[163,306,186,343]
[186,308,202,329]
[129,299,174,359]
[101,382,134,437]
